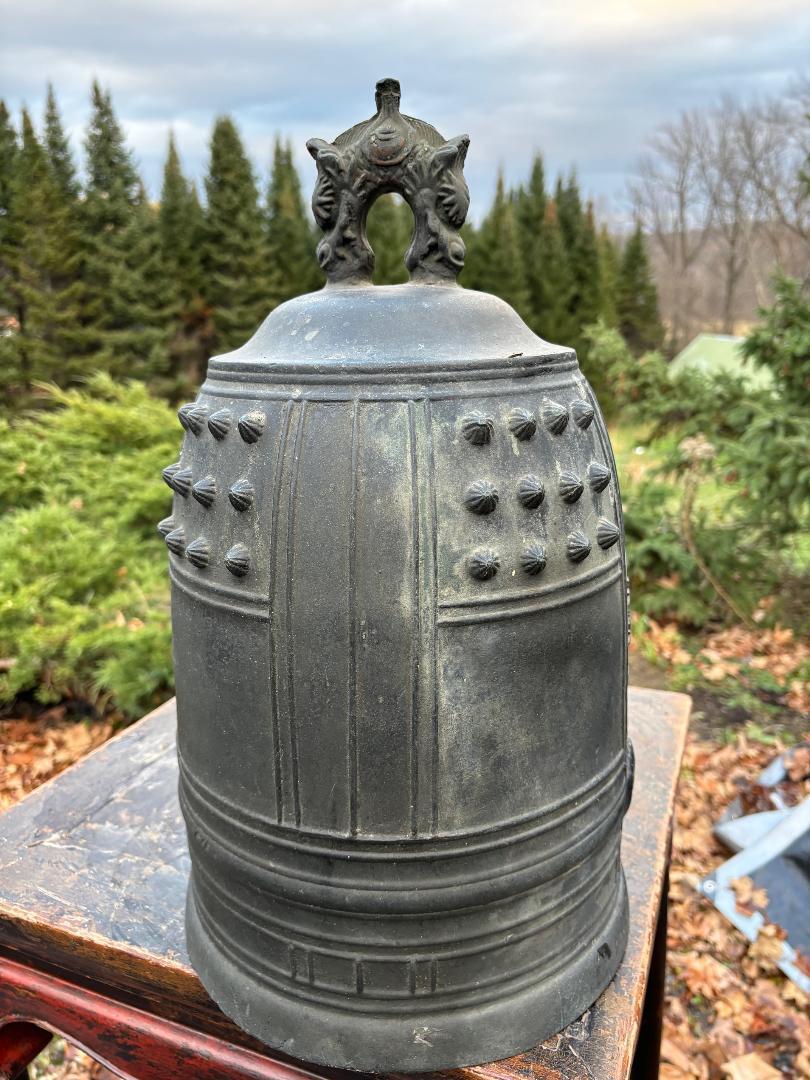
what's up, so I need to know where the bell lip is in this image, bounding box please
[185,872,629,1073]
[206,285,575,382]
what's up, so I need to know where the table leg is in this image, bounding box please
[630,861,669,1080]
[0,956,320,1080]
[0,1021,53,1080]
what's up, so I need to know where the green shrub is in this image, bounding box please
[621,468,781,627]
[742,275,810,411]
[582,319,670,421]
[0,375,176,715]
[603,277,810,630]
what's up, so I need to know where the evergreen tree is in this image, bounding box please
[367,194,412,285]
[202,116,269,353]
[0,102,18,301]
[115,184,172,380]
[159,132,209,386]
[44,84,79,202]
[516,156,547,242]
[514,155,550,332]
[597,225,620,327]
[265,138,321,302]
[555,172,583,255]
[0,110,85,396]
[160,132,203,298]
[535,198,576,345]
[616,222,664,355]
[552,173,603,353]
[463,172,530,318]
[84,81,139,200]
[82,82,167,379]
[574,202,603,332]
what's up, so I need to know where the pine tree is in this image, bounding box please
[202,116,269,353]
[516,156,548,242]
[367,194,412,285]
[84,81,139,200]
[0,109,85,396]
[575,202,603,332]
[44,84,79,202]
[463,172,530,318]
[553,173,603,353]
[159,132,208,386]
[115,184,172,381]
[555,172,583,255]
[535,198,575,345]
[160,132,203,298]
[597,225,620,327]
[81,82,168,379]
[512,155,580,344]
[616,222,664,355]
[265,138,321,302]
[0,102,18,304]
[514,155,549,333]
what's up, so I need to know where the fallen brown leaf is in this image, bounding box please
[662,1037,696,1075]
[721,1052,781,1079]
[730,876,768,916]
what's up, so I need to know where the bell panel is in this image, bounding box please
[429,378,621,608]
[169,394,294,596]
[276,401,355,833]
[169,394,302,826]
[353,400,420,836]
[173,592,279,822]
[435,579,626,832]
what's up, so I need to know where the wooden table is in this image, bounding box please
[0,688,689,1080]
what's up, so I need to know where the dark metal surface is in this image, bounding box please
[0,689,690,1079]
[307,78,469,285]
[162,81,634,1071]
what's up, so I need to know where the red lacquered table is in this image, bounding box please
[0,687,689,1080]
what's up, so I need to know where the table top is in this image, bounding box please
[0,687,689,1080]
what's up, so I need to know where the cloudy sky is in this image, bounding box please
[1,0,808,219]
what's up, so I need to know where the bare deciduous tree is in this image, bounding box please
[631,88,810,349]
[630,110,715,350]
[737,96,810,261]
[698,98,758,332]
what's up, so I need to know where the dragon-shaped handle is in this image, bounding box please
[307,78,470,286]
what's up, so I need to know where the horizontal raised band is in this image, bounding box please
[180,769,628,914]
[178,741,627,855]
[192,828,621,960]
[189,851,622,1012]
[207,352,576,388]
[439,559,623,625]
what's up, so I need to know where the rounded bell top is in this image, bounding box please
[209,285,573,379]
[208,78,574,384]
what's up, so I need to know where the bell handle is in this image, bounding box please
[307,79,470,286]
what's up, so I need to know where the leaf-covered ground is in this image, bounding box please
[663,733,810,1079]
[1,621,808,1079]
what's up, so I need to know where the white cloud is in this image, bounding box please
[1,0,807,216]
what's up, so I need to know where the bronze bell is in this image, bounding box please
[165,78,633,1072]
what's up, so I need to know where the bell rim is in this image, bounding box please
[185,872,629,1072]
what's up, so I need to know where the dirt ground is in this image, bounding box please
[2,646,808,1079]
